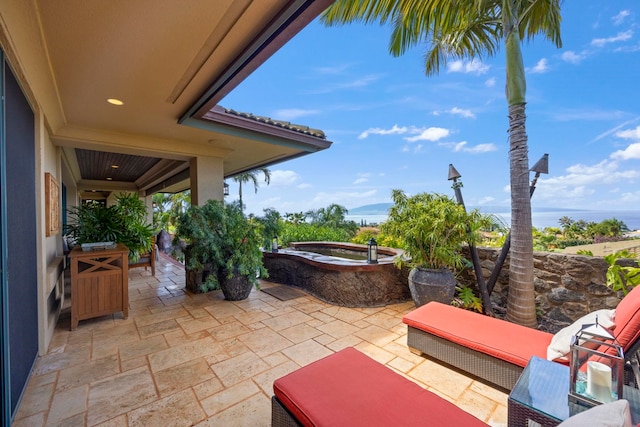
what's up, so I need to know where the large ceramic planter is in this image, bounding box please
[220,268,253,301]
[408,267,456,307]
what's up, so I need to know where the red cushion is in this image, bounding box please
[403,302,553,368]
[273,347,487,427]
[613,284,640,350]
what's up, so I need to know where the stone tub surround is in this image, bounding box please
[12,253,507,426]
[263,242,411,307]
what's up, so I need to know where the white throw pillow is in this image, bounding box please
[557,399,632,427]
[547,309,616,362]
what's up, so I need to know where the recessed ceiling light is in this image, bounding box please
[111,165,119,169]
[106,177,113,181]
[107,98,124,106]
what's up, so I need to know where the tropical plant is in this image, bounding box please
[284,211,307,224]
[382,189,488,270]
[453,285,483,313]
[279,222,354,246]
[173,200,266,290]
[232,168,271,209]
[64,192,154,262]
[322,0,563,327]
[605,250,640,296]
[306,203,359,237]
[256,208,283,249]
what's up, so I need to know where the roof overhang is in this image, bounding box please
[0,0,334,195]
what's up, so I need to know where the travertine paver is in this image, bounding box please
[12,253,508,426]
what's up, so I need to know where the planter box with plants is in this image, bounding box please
[382,189,489,307]
[64,192,155,263]
[173,199,267,300]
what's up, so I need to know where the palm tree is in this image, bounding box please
[322,0,562,327]
[232,168,271,209]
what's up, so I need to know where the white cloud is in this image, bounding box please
[485,77,496,87]
[405,127,450,142]
[612,10,631,26]
[591,30,633,47]
[615,125,640,140]
[297,183,312,189]
[269,170,301,187]
[529,58,549,74]
[359,124,408,139]
[273,108,320,121]
[538,160,640,202]
[447,59,490,75]
[353,173,371,185]
[433,107,475,119]
[561,51,585,64]
[611,143,640,160]
[440,141,498,153]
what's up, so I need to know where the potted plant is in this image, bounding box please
[173,199,267,299]
[64,193,154,262]
[382,189,488,307]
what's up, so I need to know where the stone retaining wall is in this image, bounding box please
[458,247,635,325]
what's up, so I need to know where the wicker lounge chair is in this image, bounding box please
[403,285,640,391]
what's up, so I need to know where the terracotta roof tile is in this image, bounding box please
[224,108,326,139]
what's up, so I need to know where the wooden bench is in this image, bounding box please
[272,347,487,427]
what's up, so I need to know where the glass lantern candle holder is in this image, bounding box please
[569,329,624,408]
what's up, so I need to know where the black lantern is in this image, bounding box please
[223,182,229,196]
[367,238,378,264]
[271,236,279,253]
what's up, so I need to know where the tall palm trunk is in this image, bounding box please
[504,1,537,327]
[506,103,536,327]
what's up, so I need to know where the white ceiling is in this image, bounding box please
[6,0,333,192]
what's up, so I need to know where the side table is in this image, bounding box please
[508,356,640,426]
[69,243,129,330]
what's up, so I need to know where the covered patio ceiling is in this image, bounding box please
[11,0,333,196]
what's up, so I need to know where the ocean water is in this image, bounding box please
[347,210,640,231]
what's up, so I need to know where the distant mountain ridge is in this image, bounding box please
[348,203,393,215]
[348,203,588,215]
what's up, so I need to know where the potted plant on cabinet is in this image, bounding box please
[173,199,266,299]
[382,189,488,307]
[64,192,154,263]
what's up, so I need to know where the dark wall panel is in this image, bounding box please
[5,62,37,415]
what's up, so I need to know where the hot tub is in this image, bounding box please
[262,242,411,307]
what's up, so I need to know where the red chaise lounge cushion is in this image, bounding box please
[273,347,487,426]
[403,302,553,368]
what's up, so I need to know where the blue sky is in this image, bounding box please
[221,1,640,220]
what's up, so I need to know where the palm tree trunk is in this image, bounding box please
[239,182,243,209]
[505,102,537,327]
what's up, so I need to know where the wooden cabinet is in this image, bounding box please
[69,244,129,330]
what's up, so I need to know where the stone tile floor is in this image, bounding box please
[13,253,508,426]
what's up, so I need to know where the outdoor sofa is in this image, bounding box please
[402,283,640,391]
